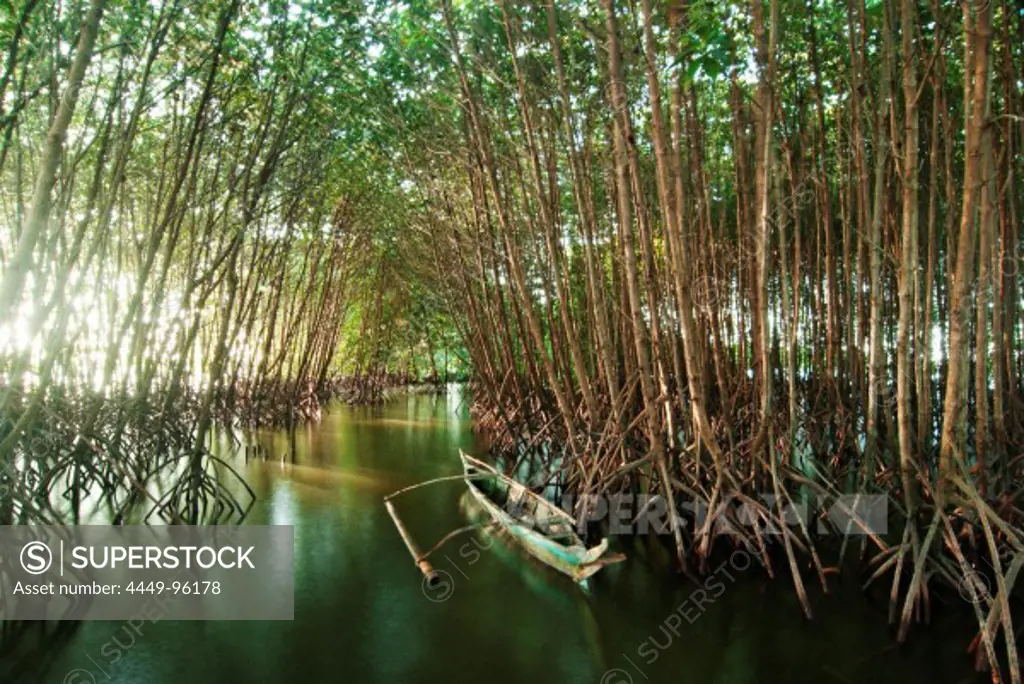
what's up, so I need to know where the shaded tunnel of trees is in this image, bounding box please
[1,0,1023,678]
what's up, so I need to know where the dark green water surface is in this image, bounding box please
[3,392,984,684]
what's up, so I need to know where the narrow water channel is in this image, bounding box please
[11,392,983,684]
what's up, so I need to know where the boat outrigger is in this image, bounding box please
[383,450,624,587]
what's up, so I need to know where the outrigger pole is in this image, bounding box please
[383,473,500,587]
[384,498,441,587]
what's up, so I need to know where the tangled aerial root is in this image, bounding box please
[466,377,1024,682]
[0,386,254,526]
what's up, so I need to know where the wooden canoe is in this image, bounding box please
[459,450,624,583]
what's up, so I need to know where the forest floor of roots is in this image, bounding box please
[467,389,1024,681]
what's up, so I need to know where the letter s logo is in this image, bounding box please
[21,541,53,575]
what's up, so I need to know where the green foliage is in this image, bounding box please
[678,11,734,84]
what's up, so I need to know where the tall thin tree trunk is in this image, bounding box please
[938,0,992,498]
[864,0,893,482]
[897,0,920,512]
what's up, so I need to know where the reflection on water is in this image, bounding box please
[3,391,983,684]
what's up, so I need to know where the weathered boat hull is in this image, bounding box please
[459,450,623,583]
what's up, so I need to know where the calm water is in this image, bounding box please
[3,392,983,684]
